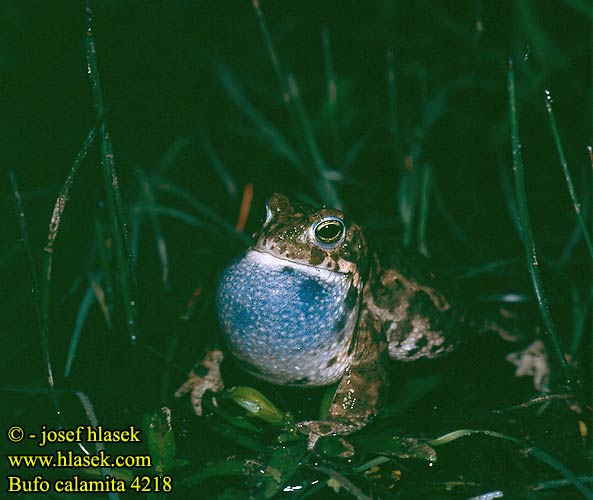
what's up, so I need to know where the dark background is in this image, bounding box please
[0,1,591,498]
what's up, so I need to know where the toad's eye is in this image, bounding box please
[313,217,345,247]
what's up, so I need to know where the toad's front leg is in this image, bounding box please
[175,349,225,415]
[297,312,387,450]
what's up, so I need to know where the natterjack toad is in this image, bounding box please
[176,193,461,448]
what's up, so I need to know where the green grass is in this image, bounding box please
[508,60,570,384]
[85,1,138,344]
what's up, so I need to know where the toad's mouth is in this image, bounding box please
[250,247,350,277]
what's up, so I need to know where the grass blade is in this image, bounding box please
[432,177,470,244]
[85,2,138,343]
[94,216,114,317]
[8,170,63,425]
[0,385,121,499]
[131,204,212,231]
[250,0,342,208]
[500,163,522,235]
[386,48,402,160]
[156,136,191,174]
[417,163,432,256]
[322,28,341,161]
[544,89,593,261]
[430,429,593,499]
[250,0,299,128]
[507,60,570,382]
[558,186,591,267]
[197,115,238,199]
[156,180,250,243]
[398,165,418,247]
[64,278,95,378]
[136,167,170,286]
[42,124,98,358]
[216,63,303,172]
[286,73,342,208]
[590,0,593,466]
[73,390,121,500]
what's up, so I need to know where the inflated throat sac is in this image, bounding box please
[216,250,357,386]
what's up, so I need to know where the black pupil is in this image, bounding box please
[316,220,343,242]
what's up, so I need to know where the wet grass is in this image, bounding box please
[508,60,570,385]
[1,1,592,499]
[85,1,138,345]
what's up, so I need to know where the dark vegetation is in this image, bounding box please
[1,1,592,498]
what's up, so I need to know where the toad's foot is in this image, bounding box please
[296,420,361,452]
[506,340,550,392]
[175,349,224,415]
[295,310,388,451]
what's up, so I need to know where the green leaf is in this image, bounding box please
[260,442,308,499]
[205,415,265,452]
[225,386,285,426]
[146,407,176,474]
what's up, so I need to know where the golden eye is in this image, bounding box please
[314,218,345,245]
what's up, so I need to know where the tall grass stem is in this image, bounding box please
[85,2,138,343]
[42,125,98,361]
[9,171,64,425]
[544,90,593,261]
[507,60,569,382]
[250,0,341,208]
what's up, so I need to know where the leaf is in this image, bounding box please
[146,407,176,474]
[225,386,285,426]
[260,442,308,499]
